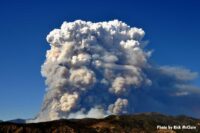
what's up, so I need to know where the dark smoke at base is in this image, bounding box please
[28,20,200,122]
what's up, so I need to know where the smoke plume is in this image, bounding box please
[31,20,200,122]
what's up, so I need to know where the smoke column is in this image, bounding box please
[31,20,199,122]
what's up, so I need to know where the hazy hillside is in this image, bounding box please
[7,119,26,124]
[0,113,199,133]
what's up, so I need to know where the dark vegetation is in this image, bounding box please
[0,113,199,133]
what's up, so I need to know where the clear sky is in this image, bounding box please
[0,0,199,120]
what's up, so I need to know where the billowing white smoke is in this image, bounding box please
[31,20,199,122]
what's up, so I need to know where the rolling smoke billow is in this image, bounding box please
[30,20,200,122]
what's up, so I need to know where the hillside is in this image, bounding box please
[0,113,199,133]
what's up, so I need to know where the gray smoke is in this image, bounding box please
[29,20,200,122]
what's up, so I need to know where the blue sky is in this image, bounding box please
[0,0,200,120]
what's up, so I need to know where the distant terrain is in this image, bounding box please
[0,113,200,133]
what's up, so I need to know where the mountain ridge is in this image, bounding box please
[0,113,200,133]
